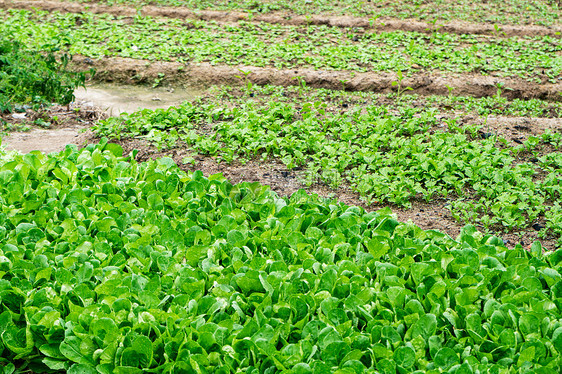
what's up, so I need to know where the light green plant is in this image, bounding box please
[235,69,254,95]
[391,70,413,98]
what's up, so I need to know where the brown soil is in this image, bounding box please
[484,116,562,144]
[73,56,562,102]
[3,0,561,38]
[74,83,203,115]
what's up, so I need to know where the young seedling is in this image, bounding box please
[235,69,254,96]
[426,20,443,43]
[339,79,349,92]
[368,15,383,32]
[494,82,512,101]
[293,76,307,96]
[492,24,506,38]
[152,73,165,88]
[391,70,413,99]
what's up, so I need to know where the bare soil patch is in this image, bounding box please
[484,116,562,144]
[74,83,203,116]
[3,127,88,153]
[1,83,202,151]
[0,103,105,153]
[3,0,561,38]
[73,56,562,102]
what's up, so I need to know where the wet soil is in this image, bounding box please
[74,83,204,115]
[1,83,202,152]
[0,103,105,153]
[3,127,88,153]
[4,0,561,38]
[73,56,562,102]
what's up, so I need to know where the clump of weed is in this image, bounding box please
[0,37,89,113]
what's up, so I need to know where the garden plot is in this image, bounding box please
[1,0,562,372]
[7,0,562,27]
[89,84,562,250]
[0,7,560,99]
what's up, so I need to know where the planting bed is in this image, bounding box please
[5,0,562,28]
[1,0,562,372]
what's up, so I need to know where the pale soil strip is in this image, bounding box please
[72,56,562,101]
[2,0,561,38]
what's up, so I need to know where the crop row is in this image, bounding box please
[0,141,561,373]
[93,87,562,242]
[215,85,562,118]
[1,9,560,81]
[66,0,562,26]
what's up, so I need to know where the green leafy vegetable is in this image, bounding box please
[0,142,560,372]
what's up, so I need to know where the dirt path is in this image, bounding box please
[74,56,562,101]
[0,103,104,153]
[2,0,561,38]
[74,83,203,115]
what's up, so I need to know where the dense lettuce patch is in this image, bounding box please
[0,142,561,373]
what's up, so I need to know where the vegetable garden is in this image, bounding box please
[0,0,562,372]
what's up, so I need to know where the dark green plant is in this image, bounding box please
[0,37,88,113]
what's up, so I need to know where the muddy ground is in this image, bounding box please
[74,83,204,115]
[1,103,105,153]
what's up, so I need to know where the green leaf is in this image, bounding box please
[120,335,153,368]
[60,337,95,366]
[517,346,535,367]
[393,346,415,368]
[68,363,97,374]
[147,193,164,210]
[376,358,396,374]
[161,229,184,251]
[410,314,437,341]
[103,143,123,157]
[366,236,390,259]
[434,347,459,369]
[519,314,540,338]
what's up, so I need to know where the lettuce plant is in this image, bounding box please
[0,142,561,372]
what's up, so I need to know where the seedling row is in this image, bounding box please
[1,9,560,82]
[90,85,562,246]
[50,0,562,26]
